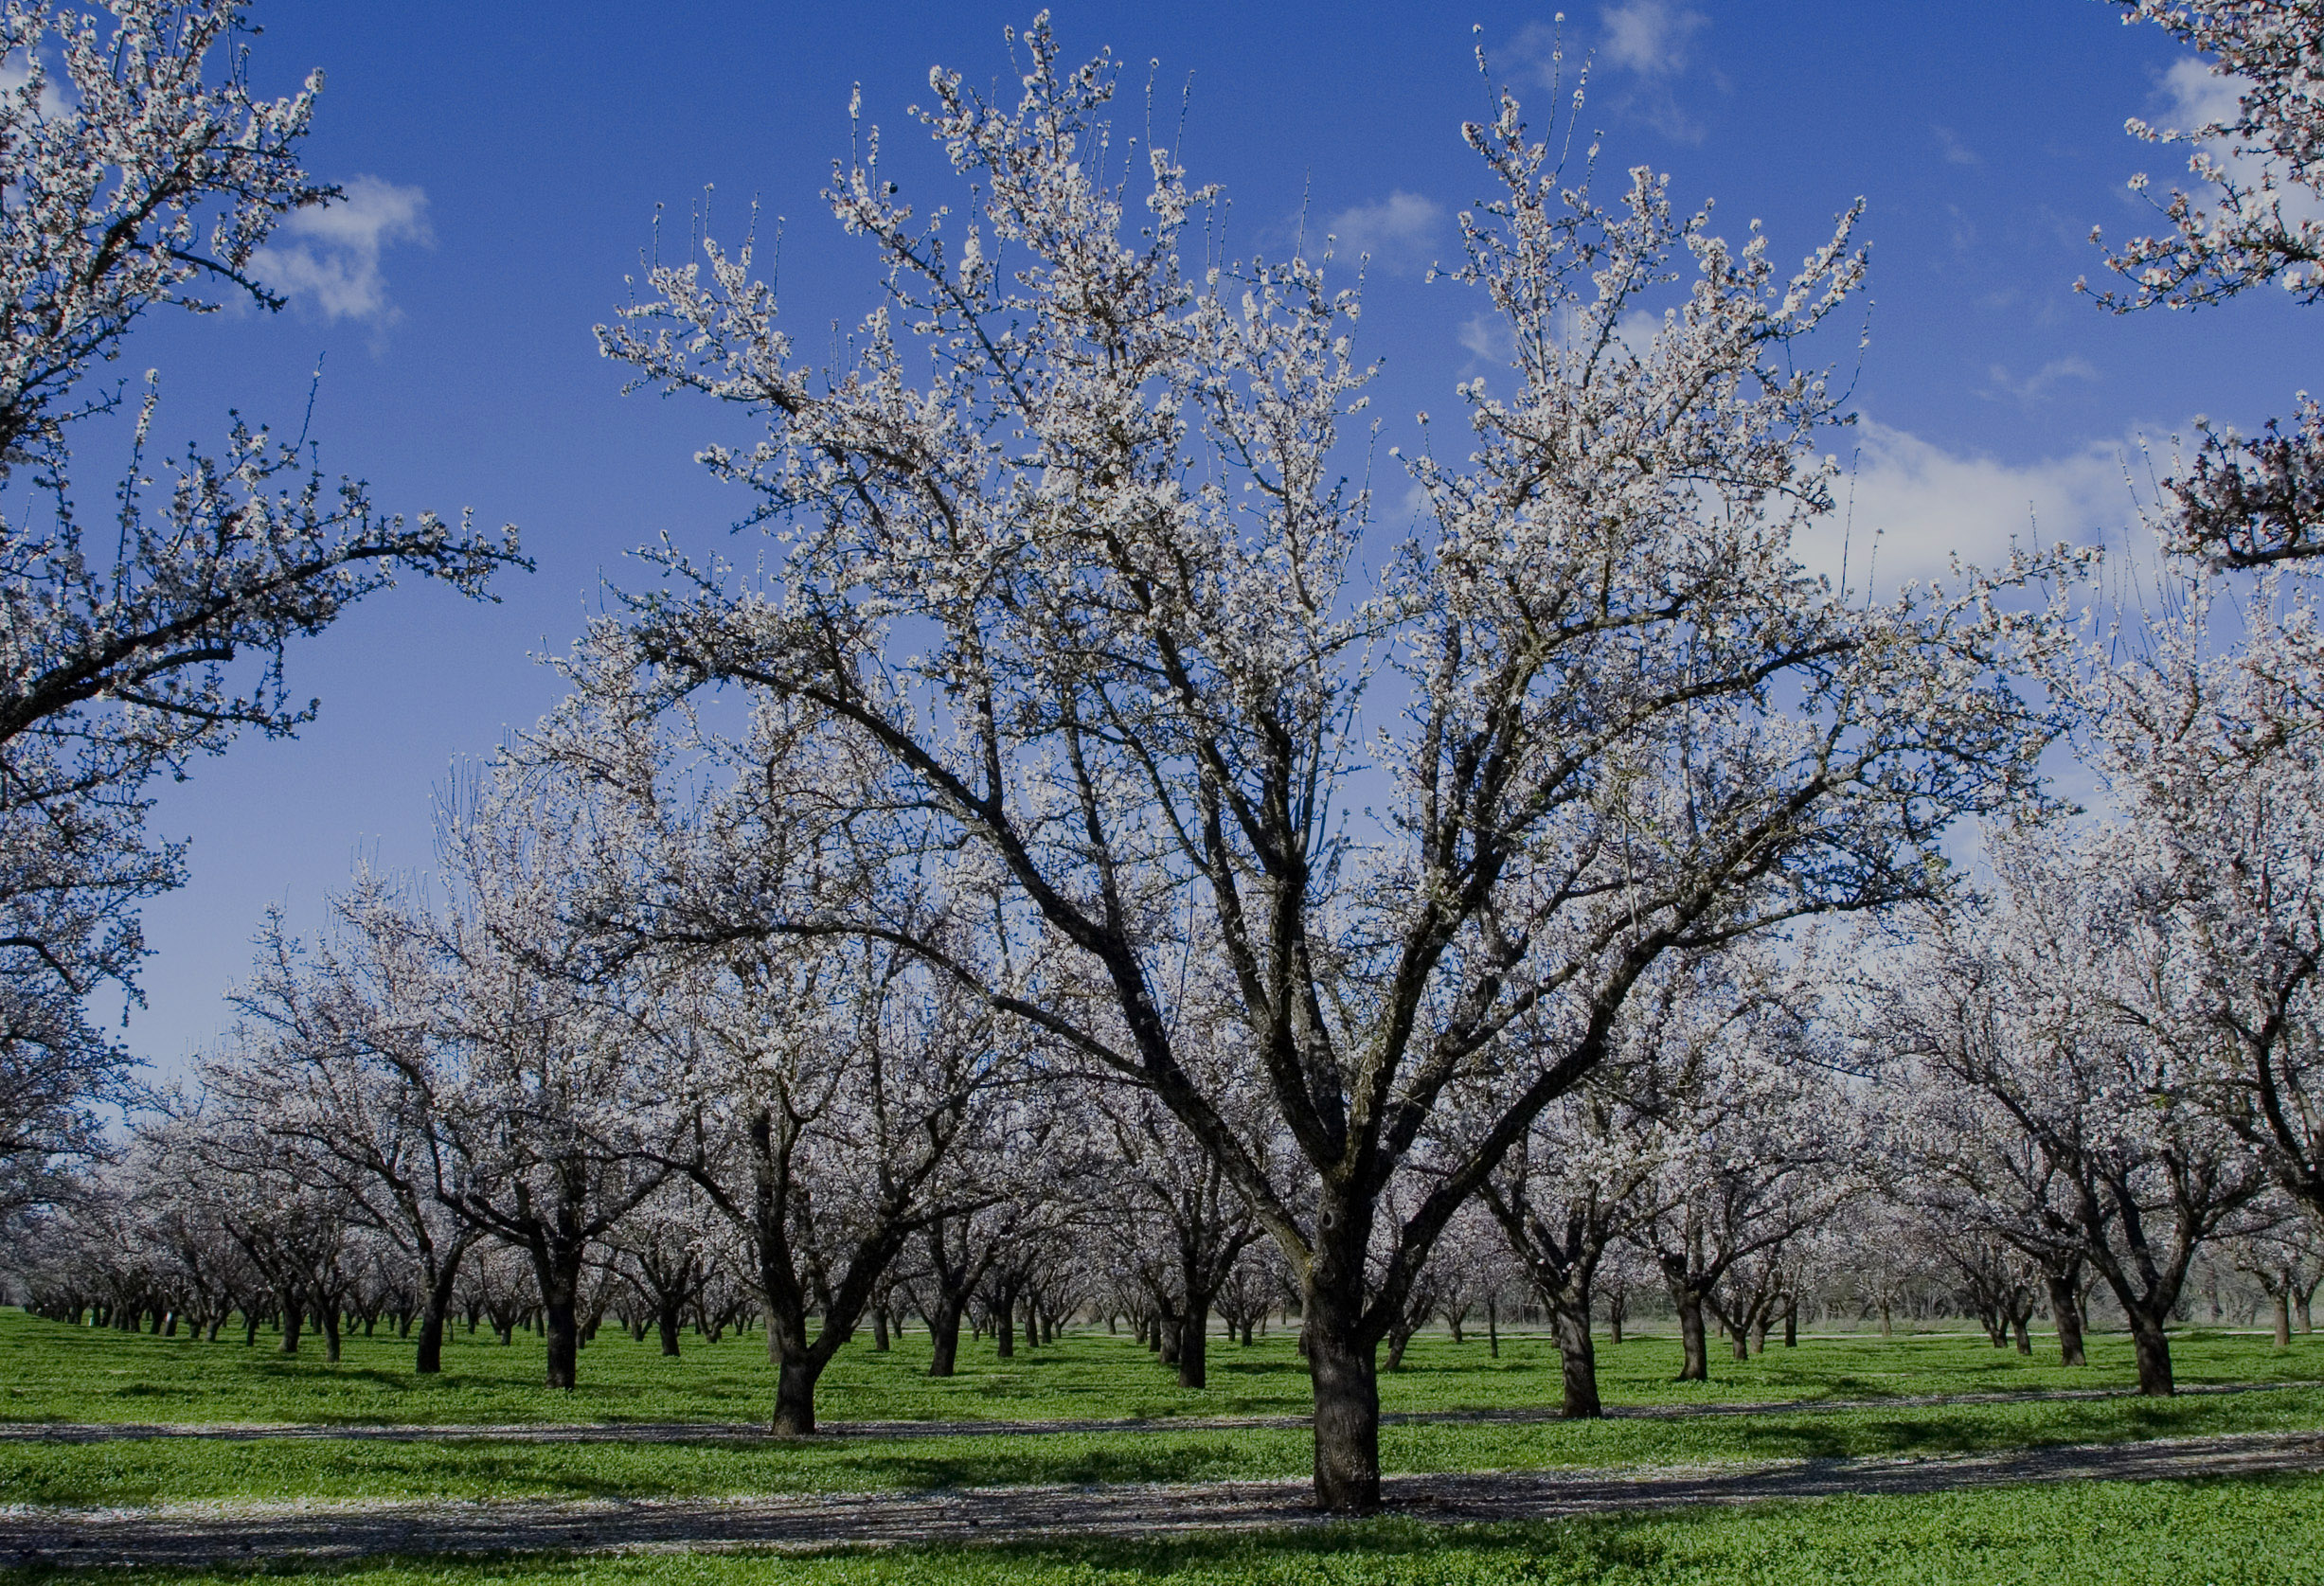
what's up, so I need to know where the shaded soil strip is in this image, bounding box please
[2,1430,2317,1567]
[2,1378,2315,1445]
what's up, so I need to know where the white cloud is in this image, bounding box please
[2158,56,2242,134]
[1326,190,1444,275]
[1794,419,2138,594]
[252,176,431,328]
[1932,124,1980,167]
[2121,59,2321,251]
[1982,355,2101,406]
[1458,312,1513,365]
[0,52,70,116]
[1600,1,1707,78]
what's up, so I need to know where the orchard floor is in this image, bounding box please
[3,1312,2322,1579]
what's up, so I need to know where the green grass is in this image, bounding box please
[4,1383,2320,1506]
[6,1477,2322,1584]
[6,1309,2321,1429]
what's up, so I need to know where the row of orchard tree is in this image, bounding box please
[5,0,2324,1516]
[15,913,2324,1422]
[13,779,2324,1421]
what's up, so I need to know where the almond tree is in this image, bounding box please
[201,897,489,1374]
[597,22,2072,1510]
[1475,951,1778,1416]
[2087,0,2324,565]
[1882,1061,2092,1365]
[518,635,1031,1431]
[1874,834,2272,1395]
[0,0,524,1203]
[1620,984,1866,1383]
[2216,1196,2322,1346]
[2067,576,2324,1232]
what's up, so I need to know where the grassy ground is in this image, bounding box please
[5,1386,2322,1506]
[5,1309,2320,1428]
[5,1476,2321,1585]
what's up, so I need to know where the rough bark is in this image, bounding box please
[926,1295,963,1378]
[1674,1290,1708,1381]
[1178,1302,1209,1390]
[2046,1271,2086,1367]
[1306,1308,1381,1514]
[2128,1310,2176,1397]
[1551,1301,1601,1418]
[772,1352,820,1436]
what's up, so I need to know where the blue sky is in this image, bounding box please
[108,0,2302,1072]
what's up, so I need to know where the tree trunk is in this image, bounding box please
[415,1257,464,1376]
[926,1297,963,1378]
[657,1300,684,1357]
[278,1294,303,1356]
[1486,1298,1500,1359]
[2272,1291,2293,1348]
[871,1305,890,1352]
[772,1351,821,1435]
[993,1279,1015,1360]
[320,1303,343,1364]
[1024,1294,1040,1354]
[544,1296,579,1389]
[1675,1291,1708,1381]
[1305,1306,1381,1514]
[1178,1302,1209,1390]
[2128,1310,2175,1397]
[2011,1313,2031,1355]
[1551,1300,1600,1418]
[2046,1272,2086,1367]
[1782,1303,1797,1348]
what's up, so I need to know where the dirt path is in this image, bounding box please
[2,1377,2315,1445]
[2,1430,2316,1567]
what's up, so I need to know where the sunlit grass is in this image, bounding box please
[5,1308,2319,1430]
[3,1381,2319,1506]
[6,1476,2321,1585]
